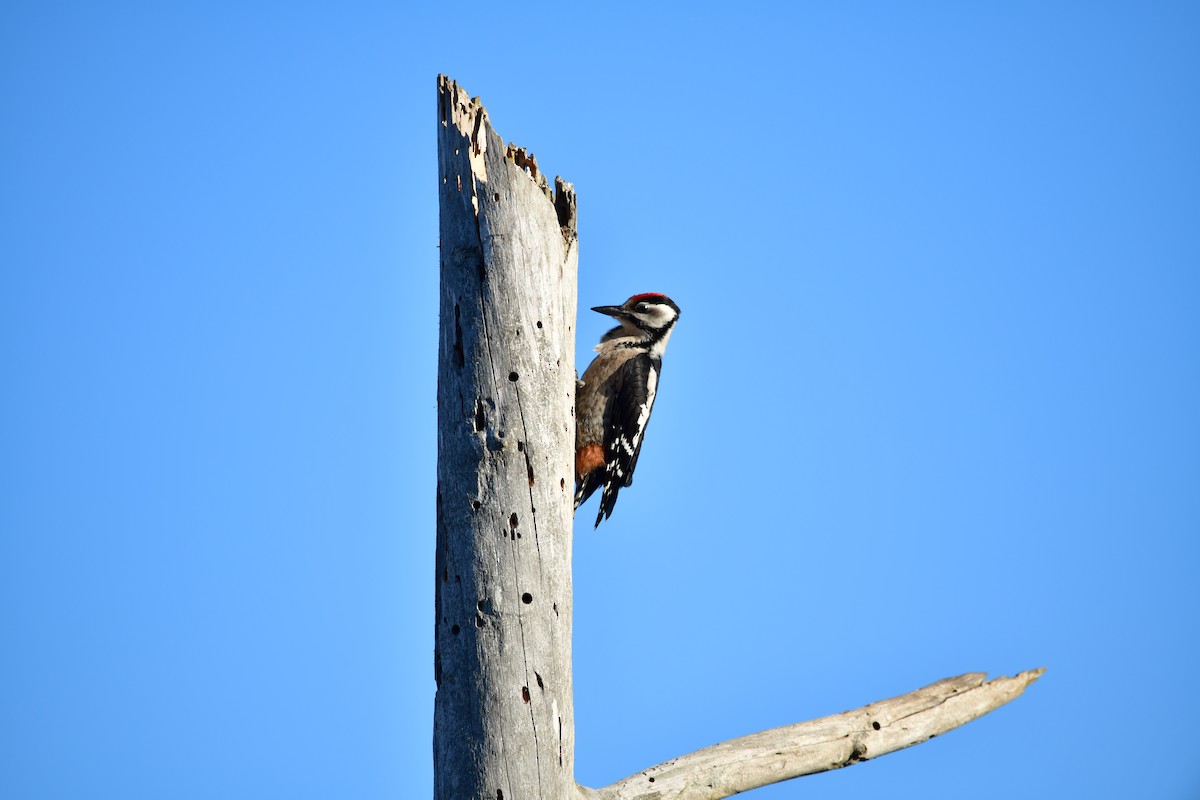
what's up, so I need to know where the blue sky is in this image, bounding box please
[2,2,1198,798]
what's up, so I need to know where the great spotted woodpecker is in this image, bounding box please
[574,293,680,527]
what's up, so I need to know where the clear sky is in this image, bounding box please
[2,2,1198,798]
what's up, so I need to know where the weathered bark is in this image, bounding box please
[586,669,1046,800]
[434,75,580,800]
[432,75,1044,800]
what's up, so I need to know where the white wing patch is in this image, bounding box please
[631,366,658,447]
[592,355,664,525]
[610,433,635,479]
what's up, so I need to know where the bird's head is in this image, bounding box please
[593,293,680,352]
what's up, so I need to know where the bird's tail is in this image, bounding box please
[574,471,603,515]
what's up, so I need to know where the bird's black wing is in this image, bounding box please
[595,353,661,526]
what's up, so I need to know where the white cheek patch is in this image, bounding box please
[636,305,676,327]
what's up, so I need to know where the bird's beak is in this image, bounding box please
[591,305,625,318]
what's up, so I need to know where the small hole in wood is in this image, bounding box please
[872,721,881,731]
[535,672,544,689]
[477,599,486,612]
[471,500,481,512]
[475,615,485,628]
[521,686,530,703]
[522,592,532,604]
[508,371,519,382]
[560,478,566,490]
[451,624,460,635]
[493,192,500,202]
[536,320,543,329]
[648,777,655,783]
[453,304,464,368]
[517,441,524,452]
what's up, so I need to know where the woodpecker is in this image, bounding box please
[574,292,680,527]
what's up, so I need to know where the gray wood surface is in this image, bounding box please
[589,670,1045,800]
[434,75,580,800]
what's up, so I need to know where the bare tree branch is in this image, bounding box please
[586,668,1045,800]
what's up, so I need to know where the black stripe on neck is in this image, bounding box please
[621,316,675,347]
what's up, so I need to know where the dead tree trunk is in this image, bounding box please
[433,75,1043,800]
[434,76,580,800]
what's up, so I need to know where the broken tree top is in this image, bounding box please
[437,75,576,237]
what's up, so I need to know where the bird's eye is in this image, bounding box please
[636,303,650,312]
